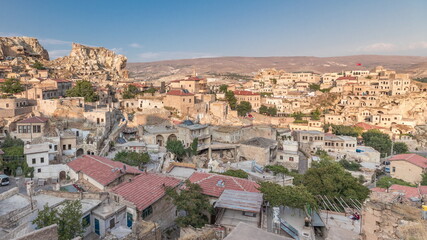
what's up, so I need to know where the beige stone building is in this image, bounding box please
[163,89,195,116]
[12,116,49,142]
[234,90,261,111]
[389,153,427,184]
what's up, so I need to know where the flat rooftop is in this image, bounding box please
[33,194,66,209]
[0,194,30,216]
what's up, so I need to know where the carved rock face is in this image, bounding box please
[49,43,128,81]
[0,37,49,60]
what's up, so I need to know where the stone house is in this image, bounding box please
[323,134,357,154]
[0,98,33,118]
[389,154,427,184]
[238,137,278,166]
[110,172,181,230]
[163,89,195,116]
[275,140,299,170]
[293,130,325,155]
[176,120,211,148]
[233,90,261,111]
[169,76,208,94]
[142,123,178,147]
[13,116,49,142]
[212,126,244,144]
[67,155,142,191]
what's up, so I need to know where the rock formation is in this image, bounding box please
[0,36,49,60]
[48,43,128,81]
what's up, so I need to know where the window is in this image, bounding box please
[289,157,294,162]
[392,167,396,172]
[82,214,90,228]
[40,157,44,163]
[68,144,71,150]
[109,218,115,228]
[243,211,256,217]
[63,145,66,150]
[280,156,283,160]
[142,206,153,219]
[49,144,52,149]
[54,145,57,151]
[37,168,41,173]
[32,158,36,164]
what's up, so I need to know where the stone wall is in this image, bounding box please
[14,224,58,240]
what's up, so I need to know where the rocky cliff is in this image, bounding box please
[0,37,49,60]
[48,43,128,81]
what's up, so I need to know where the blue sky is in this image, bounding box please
[1,0,426,62]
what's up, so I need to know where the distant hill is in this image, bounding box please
[127,55,427,81]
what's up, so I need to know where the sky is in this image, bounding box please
[1,0,426,62]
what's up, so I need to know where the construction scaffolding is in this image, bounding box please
[316,195,362,213]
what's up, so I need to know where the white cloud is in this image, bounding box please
[48,49,70,59]
[407,41,427,50]
[129,43,142,48]
[39,38,71,45]
[358,43,397,52]
[137,51,217,62]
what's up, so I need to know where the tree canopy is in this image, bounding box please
[259,182,317,209]
[219,84,228,93]
[339,159,361,171]
[32,60,46,70]
[302,160,369,201]
[376,176,414,188]
[33,200,84,240]
[166,140,186,161]
[323,124,363,137]
[310,109,321,120]
[165,180,212,228]
[362,130,392,157]
[259,105,277,116]
[219,169,249,179]
[421,174,427,186]
[236,101,252,117]
[225,90,237,110]
[66,80,99,102]
[393,142,408,154]
[0,78,24,94]
[113,151,150,167]
[122,85,140,99]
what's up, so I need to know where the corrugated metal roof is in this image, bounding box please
[214,189,263,213]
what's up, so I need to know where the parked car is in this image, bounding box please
[0,174,9,186]
[384,166,390,173]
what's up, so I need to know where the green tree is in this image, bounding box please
[32,204,59,229]
[165,180,212,228]
[302,160,369,201]
[308,84,321,91]
[144,87,157,94]
[421,173,427,186]
[1,135,24,148]
[393,142,408,154]
[270,78,277,85]
[291,112,305,123]
[0,78,24,94]
[166,140,186,161]
[32,60,46,70]
[219,169,249,179]
[362,130,392,157]
[267,106,277,116]
[225,90,237,110]
[339,159,361,171]
[219,84,228,93]
[259,182,317,209]
[187,138,199,157]
[122,85,140,99]
[323,124,363,137]
[33,200,84,240]
[259,105,268,115]
[113,151,150,167]
[265,165,290,175]
[310,108,321,120]
[66,80,99,102]
[236,101,252,117]
[376,176,414,188]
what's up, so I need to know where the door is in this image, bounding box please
[94,218,100,235]
[127,212,133,228]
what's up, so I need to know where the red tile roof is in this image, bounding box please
[111,173,181,211]
[389,184,420,199]
[354,122,386,131]
[166,89,194,96]
[67,155,142,186]
[18,116,49,124]
[233,90,259,96]
[370,187,386,193]
[389,154,427,169]
[186,172,260,198]
[337,76,357,80]
[418,186,427,195]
